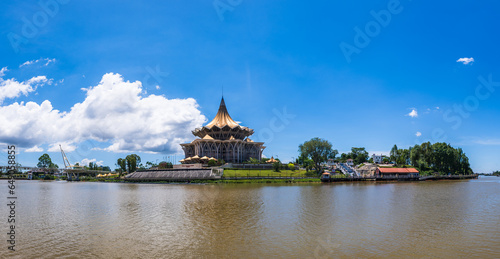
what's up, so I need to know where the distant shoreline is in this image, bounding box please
[0,174,483,184]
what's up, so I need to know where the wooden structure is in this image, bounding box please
[180,97,265,163]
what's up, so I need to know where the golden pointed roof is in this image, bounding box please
[266,156,277,163]
[205,97,240,129]
[203,134,214,140]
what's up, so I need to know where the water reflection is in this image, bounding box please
[0,178,498,258]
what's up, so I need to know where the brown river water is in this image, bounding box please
[0,176,499,258]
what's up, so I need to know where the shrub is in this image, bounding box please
[273,162,281,172]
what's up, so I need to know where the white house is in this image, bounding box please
[372,154,383,164]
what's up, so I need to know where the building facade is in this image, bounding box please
[180,97,265,164]
[372,154,383,164]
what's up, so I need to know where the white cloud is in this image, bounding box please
[20,58,56,68]
[25,146,43,152]
[0,73,206,153]
[44,58,56,66]
[456,57,474,65]
[48,142,77,152]
[55,79,64,86]
[416,132,422,137]
[0,68,50,104]
[80,158,103,167]
[407,109,418,118]
[155,85,160,90]
[0,67,8,77]
[471,139,500,146]
[20,60,34,67]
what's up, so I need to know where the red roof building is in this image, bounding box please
[376,167,419,178]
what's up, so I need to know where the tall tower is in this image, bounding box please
[180,97,265,163]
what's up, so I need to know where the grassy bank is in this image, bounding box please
[222,169,313,178]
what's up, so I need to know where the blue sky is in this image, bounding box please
[1,0,499,173]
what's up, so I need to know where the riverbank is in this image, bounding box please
[322,174,479,182]
[2,174,479,184]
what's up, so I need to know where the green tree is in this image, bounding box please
[217,159,225,166]
[299,137,338,174]
[272,161,281,172]
[117,158,127,175]
[350,147,368,165]
[146,161,158,169]
[248,157,260,164]
[37,154,54,168]
[208,160,217,167]
[396,142,473,175]
[390,144,399,163]
[125,154,141,173]
[158,161,173,169]
[492,171,500,176]
[288,163,296,171]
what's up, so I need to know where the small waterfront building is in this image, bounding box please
[376,167,419,178]
[180,97,265,164]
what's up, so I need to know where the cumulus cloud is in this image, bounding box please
[48,142,77,152]
[407,109,418,118]
[0,73,206,153]
[0,67,50,104]
[456,57,474,65]
[80,158,103,166]
[416,132,422,137]
[25,146,43,152]
[20,58,56,68]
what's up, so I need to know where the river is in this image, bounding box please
[0,176,499,258]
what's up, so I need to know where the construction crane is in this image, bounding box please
[59,145,80,181]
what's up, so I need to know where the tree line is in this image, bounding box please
[390,142,473,175]
[297,138,474,175]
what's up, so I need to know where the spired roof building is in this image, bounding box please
[180,97,265,164]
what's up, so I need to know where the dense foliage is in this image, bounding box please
[392,142,473,175]
[116,154,141,175]
[339,147,369,165]
[37,153,58,169]
[299,137,338,174]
